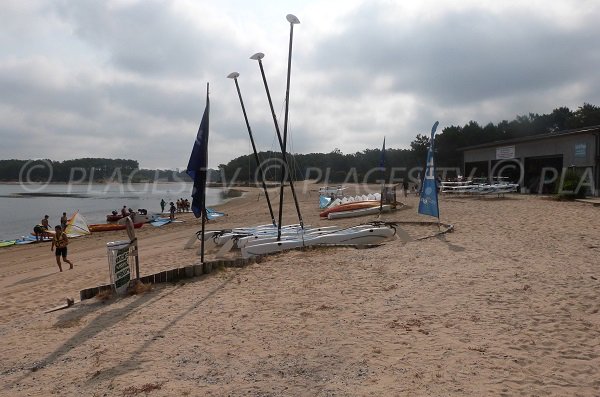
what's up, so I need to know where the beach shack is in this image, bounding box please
[461,125,600,196]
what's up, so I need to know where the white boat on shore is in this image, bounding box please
[441,178,518,195]
[240,224,396,258]
[193,15,397,260]
[201,221,397,258]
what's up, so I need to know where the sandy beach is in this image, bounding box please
[1,184,599,396]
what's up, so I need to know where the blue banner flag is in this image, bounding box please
[418,121,440,219]
[186,92,210,218]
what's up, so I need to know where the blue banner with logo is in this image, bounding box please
[418,121,440,219]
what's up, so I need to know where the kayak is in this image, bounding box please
[319,201,381,217]
[327,205,391,220]
[89,222,144,233]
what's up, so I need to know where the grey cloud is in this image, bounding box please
[2,1,600,169]
[105,82,204,120]
[52,0,241,77]
[0,60,102,117]
[310,3,600,106]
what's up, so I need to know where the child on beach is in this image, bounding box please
[51,225,74,272]
[169,202,176,220]
[60,212,68,230]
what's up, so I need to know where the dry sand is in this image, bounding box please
[1,184,599,396]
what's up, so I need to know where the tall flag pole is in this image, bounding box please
[418,121,440,224]
[379,137,386,212]
[186,83,210,263]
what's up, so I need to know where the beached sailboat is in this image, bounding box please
[197,14,397,258]
[240,223,396,258]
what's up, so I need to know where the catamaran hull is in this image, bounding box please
[240,226,396,258]
[236,226,342,248]
[205,224,306,246]
[238,225,379,249]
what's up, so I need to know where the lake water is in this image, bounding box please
[0,183,225,241]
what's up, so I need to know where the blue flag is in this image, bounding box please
[186,92,210,218]
[418,121,440,218]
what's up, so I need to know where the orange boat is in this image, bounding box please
[319,201,381,217]
[89,222,144,233]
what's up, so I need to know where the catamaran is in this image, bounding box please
[192,14,397,259]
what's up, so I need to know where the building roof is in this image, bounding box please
[460,125,600,152]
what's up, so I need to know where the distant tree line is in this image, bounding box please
[3,104,599,184]
[0,158,199,183]
[219,103,600,183]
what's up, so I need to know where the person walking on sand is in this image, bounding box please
[169,201,176,220]
[60,212,68,230]
[160,198,166,213]
[51,225,73,272]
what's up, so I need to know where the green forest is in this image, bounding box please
[2,103,599,184]
[220,103,600,183]
[0,158,192,183]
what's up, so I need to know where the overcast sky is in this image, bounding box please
[1,0,599,169]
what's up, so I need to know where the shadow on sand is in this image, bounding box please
[8,269,239,388]
[436,233,466,252]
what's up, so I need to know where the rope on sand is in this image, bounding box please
[366,219,454,242]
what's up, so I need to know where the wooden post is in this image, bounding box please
[158,270,167,283]
[193,264,203,277]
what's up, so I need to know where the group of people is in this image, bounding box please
[121,205,135,217]
[175,198,191,213]
[33,213,74,272]
[110,206,147,218]
[160,198,190,217]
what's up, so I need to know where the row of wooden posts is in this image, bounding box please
[79,220,455,301]
[79,256,262,301]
